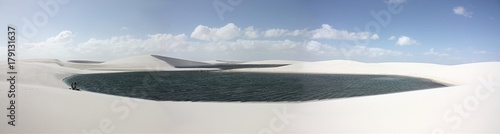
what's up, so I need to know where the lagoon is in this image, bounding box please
[64,71,447,102]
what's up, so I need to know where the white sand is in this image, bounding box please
[1,55,499,133]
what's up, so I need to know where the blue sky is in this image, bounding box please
[1,0,499,64]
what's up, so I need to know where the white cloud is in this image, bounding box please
[304,40,402,57]
[203,39,404,58]
[190,23,379,41]
[305,40,323,52]
[47,30,73,43]
[304,40,339,55]
[310,24,372,40]
[19,30,194,60]
[385,0,407,4]
[289,29,308,36]
[77,33,191,59]
[243,27,259,39]
[343,45,403,57]
[17,29,408,62]
[262,28,307,38]
[190,23,241,41]
[388,36,396,40]
[190,23,307,40]
[424,48,449,57]
[263,29,288,37]
[19,31,74,60]
[453,6,472,18]
[396,36,418,46]
[370,34,379,40]
[18,22,416,61]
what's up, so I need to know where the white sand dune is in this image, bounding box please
[236,60,500,85]
[61,55,218,72]
[1,55,499,133]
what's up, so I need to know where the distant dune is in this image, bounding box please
[151,55,212,67]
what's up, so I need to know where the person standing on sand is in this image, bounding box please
[74,82,77,90]
[71,82,74,90]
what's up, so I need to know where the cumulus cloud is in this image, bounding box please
[424,48,449,57]
[191,23,380,41]
[388,36,396,40]
[261,28,307,38]
[19,30,193,60]
[19,31,74,60]
[47,30,73,43]
[304,40,338,55]
[289,29,308,36]
[370,34,380,40]
[190,23,241,41]
[311,24,372,40]
[396,36,418,46]
[263,29,288,37]
[18,22,412,61]
[190,23,307,40]
[77,33,191,59]
[304,40,402,57]
[453,6,472,18]
[17,29,407,61]
[243,27,259,39]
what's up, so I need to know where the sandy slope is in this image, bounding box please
[1,55,499,133]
